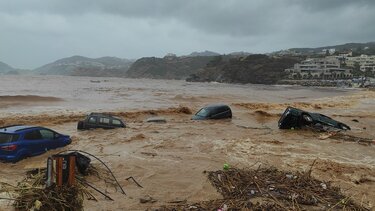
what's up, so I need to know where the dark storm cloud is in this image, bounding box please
[0,0,374,68]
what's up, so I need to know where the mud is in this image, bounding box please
[0,76,374,210]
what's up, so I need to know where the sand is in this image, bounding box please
[0,76,374,210]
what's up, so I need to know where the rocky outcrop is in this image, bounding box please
[186,54,303,84]
[126,56,215,80]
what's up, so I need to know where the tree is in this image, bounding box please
[308,72,313,79]
[365,70,374,77]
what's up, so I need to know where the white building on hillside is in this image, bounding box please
[346,54,375,72]
[285,58,352,79]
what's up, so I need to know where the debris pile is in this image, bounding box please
[0,151,135,210]
[158,166,368,210]
[1,169,90,211]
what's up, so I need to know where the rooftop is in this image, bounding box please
[0,125,37,133]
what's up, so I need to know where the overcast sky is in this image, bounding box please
[1,0,374,69]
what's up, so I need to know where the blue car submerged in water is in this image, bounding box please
[0,125,71,162]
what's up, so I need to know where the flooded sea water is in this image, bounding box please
[0,75,356,114]
[0,75,374,210]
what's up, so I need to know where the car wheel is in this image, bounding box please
[77,121,84,130]
[13,153,27,163]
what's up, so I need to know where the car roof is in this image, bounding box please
[0,125,41,133]
[203,104,231,109]
[89,112,122,119]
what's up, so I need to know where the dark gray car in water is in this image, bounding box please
[278,107,350,130]
[192,104,232,120]
[77,113,126,130]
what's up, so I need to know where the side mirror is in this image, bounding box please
[54,133,60,139]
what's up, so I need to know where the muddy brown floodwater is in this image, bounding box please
[0,75,374,210]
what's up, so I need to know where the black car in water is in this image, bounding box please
[278,107,350,130]
[77,113,126,130]
[192,104,232,120]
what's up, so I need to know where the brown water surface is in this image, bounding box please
[0,75,374,210]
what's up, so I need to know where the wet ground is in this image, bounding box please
[0,76,374,210]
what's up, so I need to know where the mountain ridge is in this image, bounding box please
[125,56,216,80]
[0,61,15,73]
[34,55,134,77]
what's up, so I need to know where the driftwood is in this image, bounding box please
[318,131,375,145]
[0,170,90,211]
[0,163,119,210]
[156,165,369,211]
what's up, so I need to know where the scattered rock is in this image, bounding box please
[140,195,157,204]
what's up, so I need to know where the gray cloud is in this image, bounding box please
[0,0,374,68]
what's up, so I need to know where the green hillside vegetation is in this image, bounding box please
[187,54,303,84]
[126,56,216,79]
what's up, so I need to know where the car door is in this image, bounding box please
[211,107,231,119]
[23,130,46,155]
[210,107,223,119]
[86,116,98,129]
[39,129,59,149]
[111,118,124,128]
[98,117,112,129]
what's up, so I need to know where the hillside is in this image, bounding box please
[186,54,303,84]
[187,50,220,57]
[0,61,15,73]
[289,42,375,55]
[34,56,133,77]
[125,55,216,79]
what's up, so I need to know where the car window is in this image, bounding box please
[88,116,97,124]
[24,130,42,140]
[112,119,122,126]
[196,108,210,117]
[0,133,19,144]
[99,117,110,124]
[39,129,55,140]
[218,107,229,113]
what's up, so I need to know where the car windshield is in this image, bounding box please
[0,133,18,144]
[196,108,210,117]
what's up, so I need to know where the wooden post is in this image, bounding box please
[56,157,63,187]
[68,156,76,186]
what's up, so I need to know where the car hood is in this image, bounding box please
[59,134,70,139]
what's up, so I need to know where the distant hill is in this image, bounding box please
[187,50,220,57]
[288,42,375,55]
[228,51,252,56]
[34,56,134,77]
[126,55,216,80]
[0,61,15,73]
[186,54,303,84]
